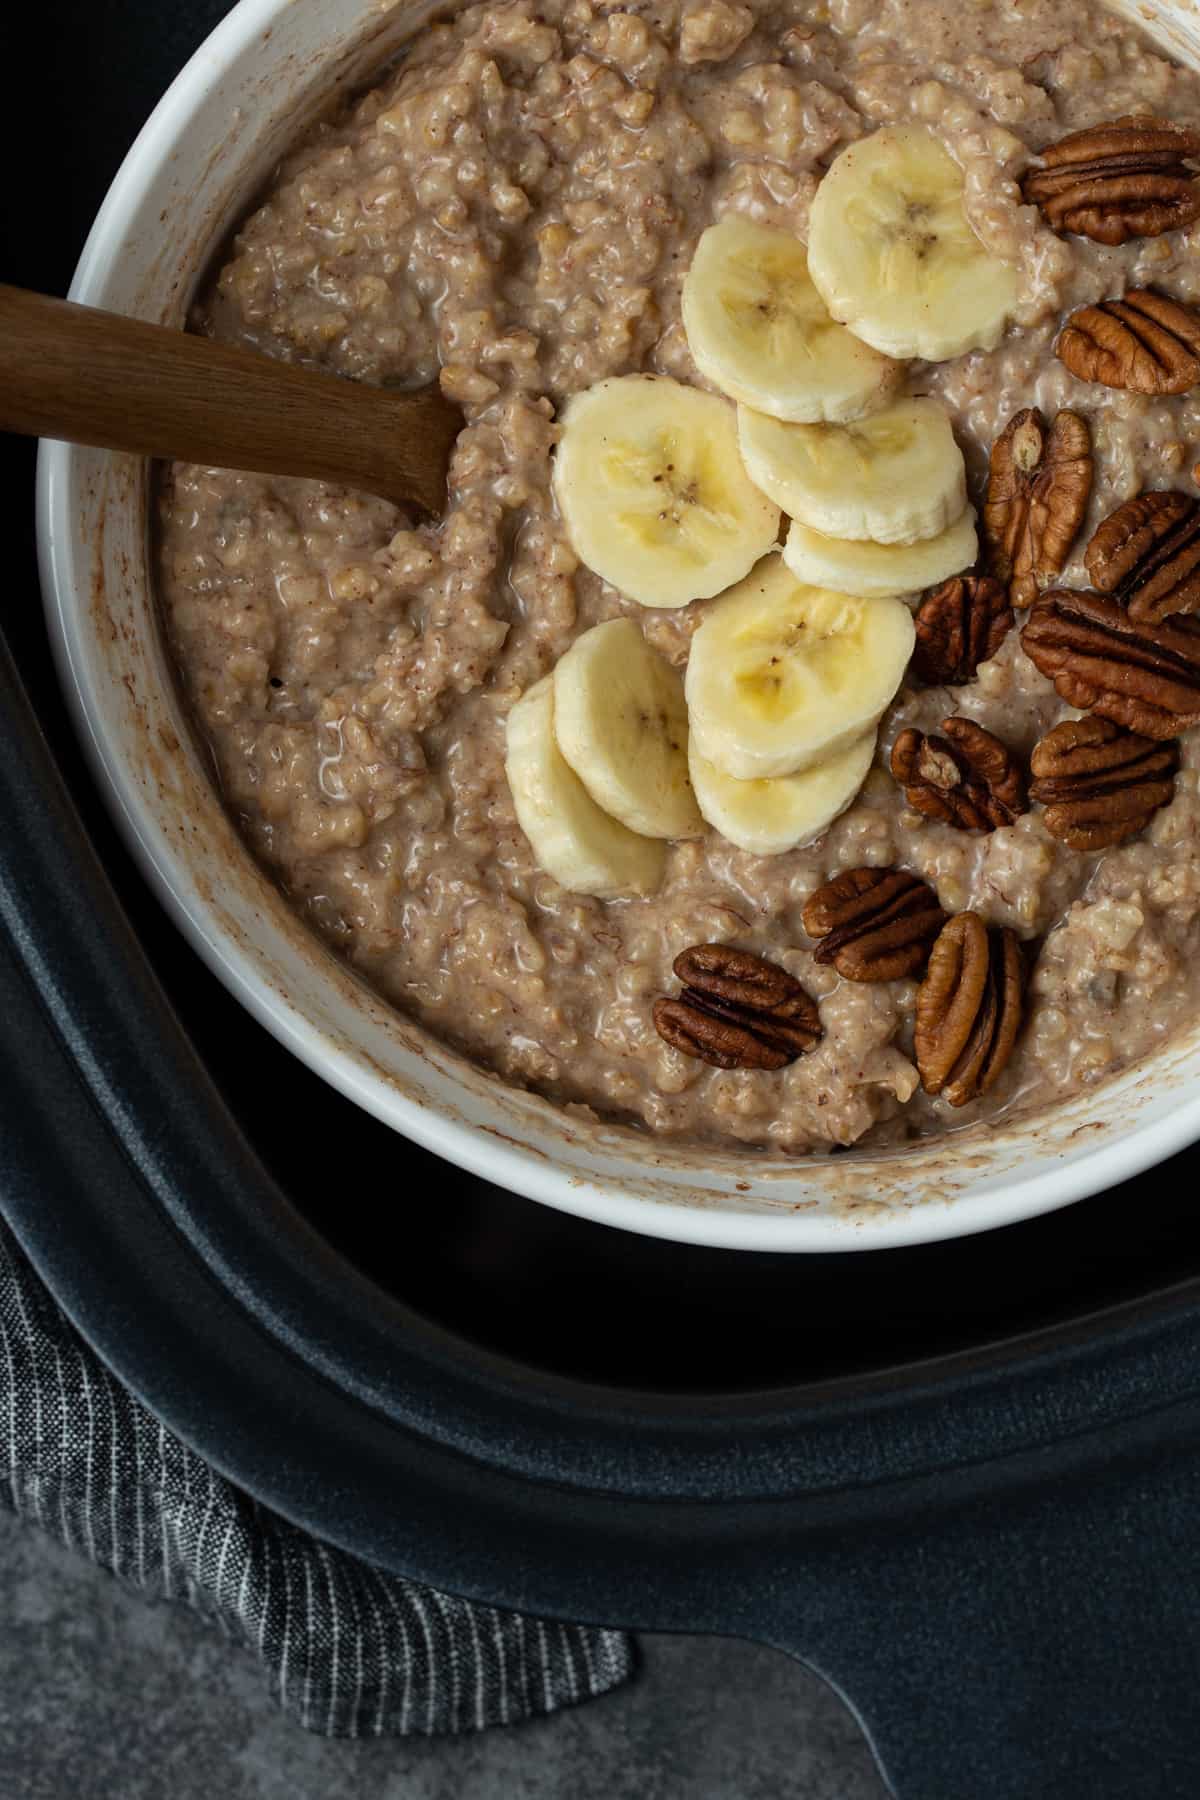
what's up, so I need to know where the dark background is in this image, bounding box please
[3,0,1200,1402]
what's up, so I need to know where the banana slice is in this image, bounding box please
[552,373,779,610]
[737,398,966,546]
[783,507,976,600]
[553,618,704,840]
[506,676,665,898]
[689,730,877,857]
[807,125,1018,362]
[685,554,914,780]
[681,216,902,424]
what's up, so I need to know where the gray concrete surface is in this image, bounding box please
[0,1506,889,1799]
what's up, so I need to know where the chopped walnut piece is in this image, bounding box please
[1056,289,1200,395]
[982,409,1093,608]
[914,914,1026,1107]
[1029,715,1179,850]
[652,944,821,1070]
[891,717,1027,831]
[1023,115,1200,245]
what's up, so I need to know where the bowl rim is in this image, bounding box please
[35,0,1200,1254]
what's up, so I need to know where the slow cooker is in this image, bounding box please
[4,2,1200,1795]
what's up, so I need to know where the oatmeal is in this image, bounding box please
[158,0,1200,1150]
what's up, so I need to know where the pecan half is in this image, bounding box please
[1029,715,1179,850]
[1023,115,1200,246]
[652,944,822,1071]
[914,913,1025,1107]
[1056,289,1200,395]
[912,575,1014,685]
[891,716,1027,831]
[982,409,1093,608]
[1021,588,1200,738]
[801,868,947,982]
[1085,489,1200,622]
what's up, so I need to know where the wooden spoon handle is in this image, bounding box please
[0,285,461,515]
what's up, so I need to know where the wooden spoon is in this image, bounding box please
[0,285,463,516]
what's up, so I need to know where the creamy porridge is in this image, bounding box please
[158,0,1200,1151]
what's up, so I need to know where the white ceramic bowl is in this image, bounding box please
[37,0,1200,1251]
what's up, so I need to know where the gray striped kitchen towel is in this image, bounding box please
[0,1216,634,1735]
